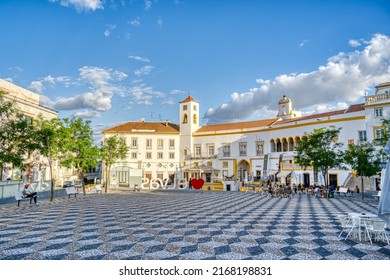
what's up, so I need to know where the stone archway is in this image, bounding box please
[237,160,250,181]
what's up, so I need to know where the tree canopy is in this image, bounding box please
[295,126,344,187]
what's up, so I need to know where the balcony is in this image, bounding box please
[365,92,390,105]
[184,154,218,160]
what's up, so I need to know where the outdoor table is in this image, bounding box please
[348,212,378,242]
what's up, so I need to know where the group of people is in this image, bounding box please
[265,183,347,198]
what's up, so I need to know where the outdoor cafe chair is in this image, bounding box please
[337,214,353,238]
[344,213,361,241]
[365,219,390,245]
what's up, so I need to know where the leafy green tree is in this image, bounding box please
[59,117,99,196]
[295,126,344,187]
[33,116,64,201]
[0,91,36,179]
[100,135,129,193]
[343,141,382,200]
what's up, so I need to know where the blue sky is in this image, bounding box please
[1,0,390,137]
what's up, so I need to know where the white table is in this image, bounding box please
[348,212,378,241]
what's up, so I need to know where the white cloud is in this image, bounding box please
[129,17,141,27]
[129,55,150,62]
[204,33,390,124]
[349,39,361,47]
[161,98,175,106]
[129,83,164,106]
[50,0,104,12]
[46,66,127,112]
[170,89,186,95]
[134,65,154,76]
[144,0,152,11]
[72,110,101,118]
[30,75,74,94]
[104,24,116,37]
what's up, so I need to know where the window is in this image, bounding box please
[358,131,367,142]
[131,152,137,159]
[146,139,152,149]
[146,152,152,159]
[374,127,384,145]
[223,144,230,157]
[157,139,164,149]
[193,114,197,124]
[184,149,188,156]
[157,152,163,159]
[239,142,247,157]
[256,141,264,156]
[169,152,175,159]
[182,114,188,123]
[169,139,175,149]
[375,107,383,118]
[207,161,212,168]
[193,105,197,110]
[195,145,201,157]
[222,170,228,178]
[183,105,187,110]
[222,161,228,168]
[207,144,214,157]
[131,137,138,148]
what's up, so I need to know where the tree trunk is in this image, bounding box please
[49,159,54,202]
[361,176,364,200]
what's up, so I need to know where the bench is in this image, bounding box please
[65,187,78,198]
[337,188,352,196]
[14,192,37,206]
[95,184,102,194]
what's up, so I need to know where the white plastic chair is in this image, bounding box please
[344,214,360,240]
[337,214,353,238]
[365,219,390,245]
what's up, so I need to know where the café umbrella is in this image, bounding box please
[378,140,390,227]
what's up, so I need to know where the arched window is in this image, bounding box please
[193,114,197,124]
[270,139,275,152]
[183,114,188,123]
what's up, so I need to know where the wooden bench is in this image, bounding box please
[14,192,37,206]
[65,187,78,198]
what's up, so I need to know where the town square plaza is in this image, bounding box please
[0,188,389,261]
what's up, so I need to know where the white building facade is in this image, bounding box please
[103,82,390,190]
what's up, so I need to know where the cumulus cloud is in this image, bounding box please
[72,110,101,118]
[144,0,152,11]
[204,33,390,124]
[49,0,104,12]
[129,83,164,106]
[43,66,127,117]
[29,75,72,94]
[349,39,361,47]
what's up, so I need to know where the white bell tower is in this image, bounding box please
[277,95,301,119]
[179,96,199,162]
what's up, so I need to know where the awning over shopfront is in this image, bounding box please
[277,171,292,178]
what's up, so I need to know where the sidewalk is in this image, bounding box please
[0,189,389,260]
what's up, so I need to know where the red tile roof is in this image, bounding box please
[180,96,197,103]
[195,118,279,133]
[103,121,180,134]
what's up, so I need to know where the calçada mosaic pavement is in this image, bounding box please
[0,189,389,260]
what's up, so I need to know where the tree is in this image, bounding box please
[33,116,64,201]
[343,141,382,200]
[59,117,99,196]
[295,126,344,187]
[100,135,128,193]
[0,91,37,179]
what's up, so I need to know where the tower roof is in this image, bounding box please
[180,95,198,103]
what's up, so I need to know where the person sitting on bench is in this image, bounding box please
[22,183,38,204]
